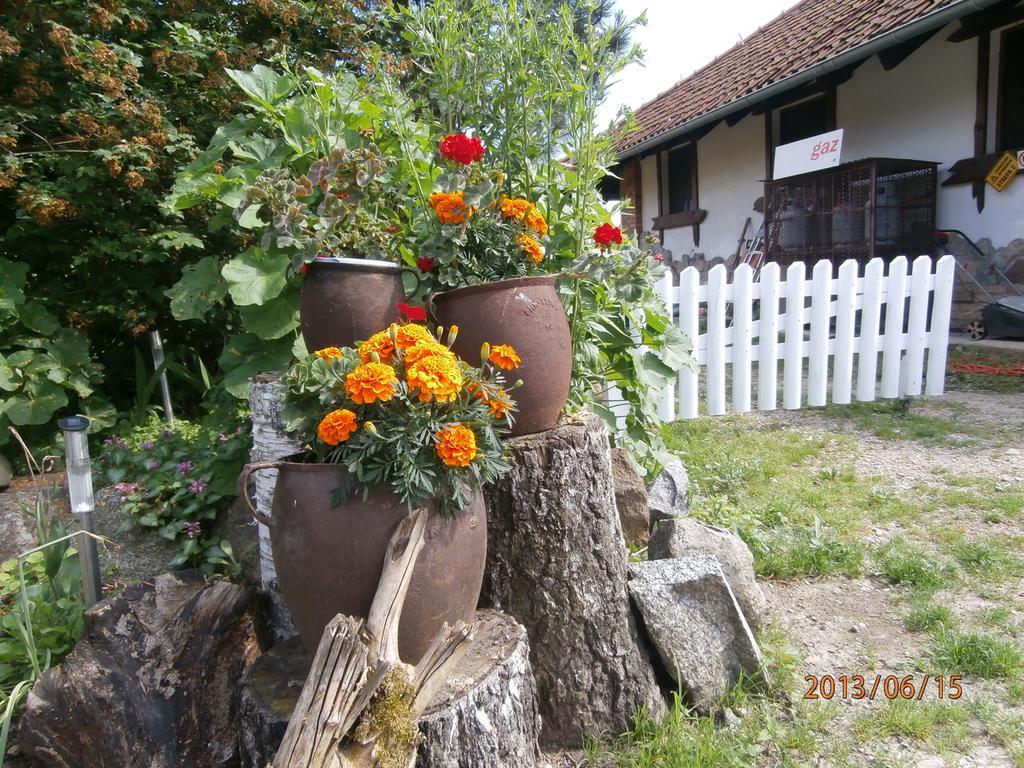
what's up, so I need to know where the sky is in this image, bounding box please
[598,0,801,126]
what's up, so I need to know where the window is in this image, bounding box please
[777,93,834,146]
[662,142,696,214]
[998,24,1024,151]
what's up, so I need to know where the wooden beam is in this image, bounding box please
[651,209,708,230]
[877,28,938,70]
[973,31,990,212]
[948,0,1024,42]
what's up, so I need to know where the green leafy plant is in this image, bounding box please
[281,322,516,515]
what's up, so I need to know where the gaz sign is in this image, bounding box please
[1017,149,1024,170]
[986,151,1018,192]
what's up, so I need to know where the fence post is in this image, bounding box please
[856,258,884,402]
[678,267,700,419]
[783,262,806,409]
[732,264,753,414]
[757,262,780,411]
[807,260,832,407]
[706,265,728,416]
[880,256,908,398]
[925,255,956,396]
[901,255,932,397]
[657,275,676,422]
[832,259,859,404]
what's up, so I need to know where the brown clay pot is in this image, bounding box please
[431,275,571,436]
[299,257,406,351]
[239,458,486,663]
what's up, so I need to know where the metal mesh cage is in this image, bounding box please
[765,158,938,267]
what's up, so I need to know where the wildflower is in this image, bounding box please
[359,323,434,363]
[140,440,155,450]
[315,346,343,362]
[500,198,547,236]
[524,207,548,237]
[104,435,128,450]
[397,303,428,322]
[407,355,463,403]
[654,253,665,263]
[189,479,208,494]
[217,433,230,443]
[489,344,521,370]
[593,223,623,247]
[345,363,397,405]
[438,133,485,165]
[176,461,193,475]
[184,521,201,539]
[435,424,478,467]
[485,389,513,418]
[145,459,160,470]
[430,191,472,225]
[416,257,436,272]
[317,408,358,445]
[517,234,544,264]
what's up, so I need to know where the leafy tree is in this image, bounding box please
[0,0,397,452]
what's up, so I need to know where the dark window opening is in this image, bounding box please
[998,24,1024,151]
[665,143,696,214]
[778,94,834,146]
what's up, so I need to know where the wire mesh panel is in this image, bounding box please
[765,158,938,268]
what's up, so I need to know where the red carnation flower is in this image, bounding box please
[397,302,428,322]
[439,134,485,165]
[416,257,436,272]
[593,223,624,247]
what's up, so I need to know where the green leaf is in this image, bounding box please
[218,333,294,398]
[18,301,60,335]
[167,257,228,321]
[238,290,299,339]
[221,248,289,306]
[47,329,91,367]
[225,65,294,111]
[3,381,67,425]
[0,353,17,392]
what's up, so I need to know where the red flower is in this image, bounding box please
[416,257,436,272]
[439,134,485,165]
[593,223,624,247]
[299,264,308,276]
[397,302,428,322]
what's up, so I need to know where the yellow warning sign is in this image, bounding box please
[986,151,1018,192]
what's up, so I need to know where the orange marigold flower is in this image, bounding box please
[315,346,343,361]
[358,328,396,364]
[524,207,548,237]
[489,344,521,370]
[486,389,512,418]
[345,362,397,405]
[435,424,478,467]
[404,338,452,366]
[517,234,544,264]
[317,408,358,445]
[430,191,472,225]
[395,323,433,350]
[499,197,531,221]
[407,355,463,403]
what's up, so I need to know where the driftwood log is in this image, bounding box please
[239,611,541,768]
[483,413,666,748]
[18,572,268,767]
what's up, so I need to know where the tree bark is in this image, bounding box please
[19,572,269,768]
[482,413,665,749]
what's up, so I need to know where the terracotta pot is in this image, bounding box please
[431,275,571,436]
[239,458,486,663]
[299,256,407,351]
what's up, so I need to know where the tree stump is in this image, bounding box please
[482,413,666,748]
[249,373,302,639]
[18,572,268,767]
[238,610,540,768]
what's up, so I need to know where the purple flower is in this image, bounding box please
[176,461,194,475]
[189,479,208,494]
[113,482,141,502]
[104,436,128,450]
[217,433,230,444]
[145,459,160,470]
[184,521,201,539]
[140,440,155,451]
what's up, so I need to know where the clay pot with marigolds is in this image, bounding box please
[300,256,416,351]
[430,275,571,436]
[238,458,486,663]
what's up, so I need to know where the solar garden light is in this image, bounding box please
[149,330,175,426]
[58,416,102,607]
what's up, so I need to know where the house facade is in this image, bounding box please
[611,0,1024,324]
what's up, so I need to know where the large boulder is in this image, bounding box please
[648,517,768,630]
[610,447,650,548]
[646,458,689,527]
[628,556,763,714]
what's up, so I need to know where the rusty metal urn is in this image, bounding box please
[299,257,406,351]
[431,275,571,436]
[240,459,486,663]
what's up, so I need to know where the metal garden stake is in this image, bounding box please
[58,416,102,607]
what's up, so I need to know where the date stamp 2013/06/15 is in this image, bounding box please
[804,674,963,701]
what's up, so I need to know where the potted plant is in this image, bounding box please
[412,133,571,436]
[239,322,517,662]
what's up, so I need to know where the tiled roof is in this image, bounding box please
[613,0,964,155]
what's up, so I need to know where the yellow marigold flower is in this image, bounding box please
[435,424,478,467]
[358,328,396,364]
[517,234,544,264]
[430,191,473,225]
[486,389,512,418]
[404,338,452,366]
[524,207,548,237]
[407,355,463,403]
[317,408,358,445]
[489,344,521,370]
[345,362,397,405]
[395,323,433,350]
[315,346,343,361]
[499,197,532,221]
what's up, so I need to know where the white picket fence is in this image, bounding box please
[657,254,956,420]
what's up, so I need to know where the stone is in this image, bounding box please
[610,447,650,548]
[19,571,269,767]
[647,517,768,630]
[628,556,763,714]
[0,490,40,563]
[646,458,689,526]
[483,413,665,748]
[0,455,12,489]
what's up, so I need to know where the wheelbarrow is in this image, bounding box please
[964,295,1024,340]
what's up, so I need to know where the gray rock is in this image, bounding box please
[648,517,768,630]
[646,458,689,526]
[628,556,763,714]
[610,447,650,548]
[0,490,40,563]
[0,455,12,489]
